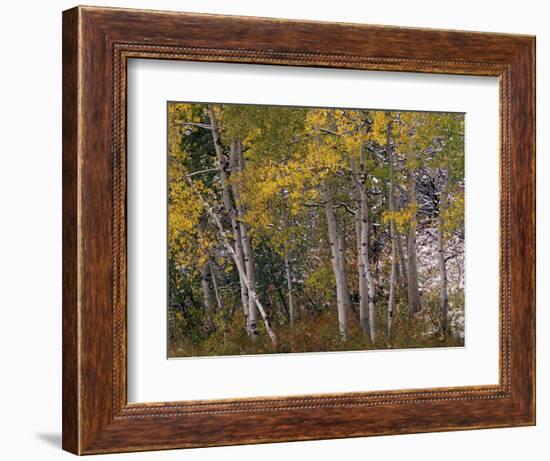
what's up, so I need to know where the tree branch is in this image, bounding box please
[319,127,341,136]
[304,201,326,208]
[187,167,219,177]
[177,121,212,130]
[333,202,357,215]
[445,253,458,263]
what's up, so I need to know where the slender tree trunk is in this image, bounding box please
[284,254,295,327]
[200,260,216,312]
[360,147,377,344]
[438,183,449,336]
[187,176,278,346]
[396,229,409,296]
[210,263,223,310]
[437,218,449,335]
[298,286,320,312]
[357,216,369,336]
[395,249,403,289]
[364,229,377,345]
[406,170,422,316]
[351,155,376,342]
[274,282,290,319]
[351,158,369,336]
[388,238,398,341]
[322,179,351,340]
[386,123,397,342]
[240,219,257,337]
[207,105,249,326]
[233,140,259,339]
[233,229,250,326]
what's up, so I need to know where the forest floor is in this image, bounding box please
[168,297,464,358]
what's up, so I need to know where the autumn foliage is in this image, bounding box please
[167,103,465,357]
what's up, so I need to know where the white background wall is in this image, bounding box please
[0,1,546,459]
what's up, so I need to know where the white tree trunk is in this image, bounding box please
[200,260,216,312]
[364,237,377,345]
[187,176,278,346]
[232,140,259,339]
[406,170,422,316]
[352,152,377,343]
[355,190,369,335]
[359,147,377,343]
[207,106,249,326]
[239,215,257,337]
[396,229,409,296]
[351,157,369,338]
[322,179,351,340]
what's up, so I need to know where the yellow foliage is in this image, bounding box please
[382,202,419,232]
[442,190,465,236]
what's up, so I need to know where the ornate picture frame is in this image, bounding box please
[62,5,535,454]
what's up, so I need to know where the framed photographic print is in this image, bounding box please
[62,5,535,455]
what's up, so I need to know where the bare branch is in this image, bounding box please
[445,253,458,263]
[187,168,219,177]
[304,201,326,208]
[333,202,357,215]
[177,121,212,130]
[319,127,341,136]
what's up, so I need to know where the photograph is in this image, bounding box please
[167,102,465,357]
